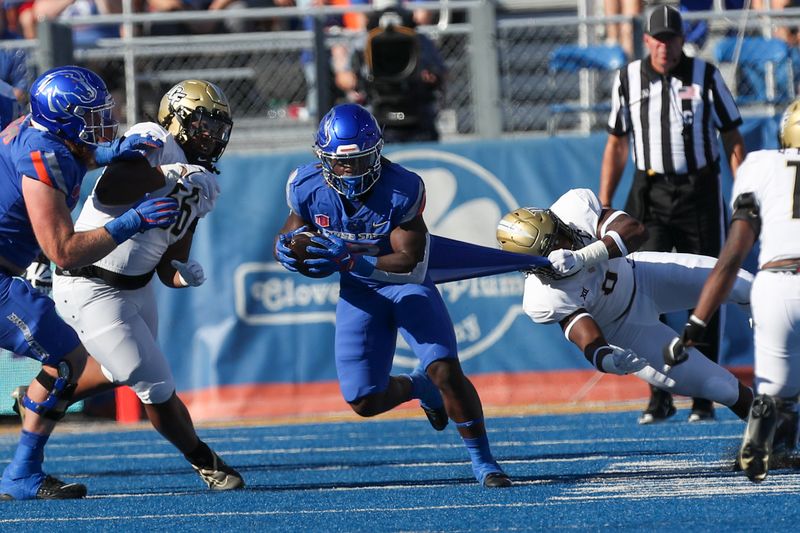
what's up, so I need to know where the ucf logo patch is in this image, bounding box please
[166,85,187,106]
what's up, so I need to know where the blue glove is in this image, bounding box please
[104,195,180,244]
[94,133,164,166]
[274,226,308,272]
[306,234,376,276]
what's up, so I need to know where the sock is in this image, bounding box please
[5,430,48,480]
[184,440,215,469]
[460,430,503,483]
[0,430,48,499]
[404,368,443,409]
[730,383,754,421]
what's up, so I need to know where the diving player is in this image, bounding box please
[496,188,755,422]
[273,103,511,488]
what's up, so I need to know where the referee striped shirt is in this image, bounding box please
[607,53,742,175]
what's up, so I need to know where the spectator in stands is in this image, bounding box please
[604,0,643,58]
[296,0,352,119]
[345,0,446,143]
[34,0,122,47]
[0,7,28,121]
[141,0,214,35]
[0,37,27,103]
[219,0,295,33]
[679,0,754,56]
[4,0,36,39]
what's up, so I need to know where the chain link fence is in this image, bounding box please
[6,3,800,151]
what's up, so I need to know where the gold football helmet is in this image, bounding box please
[780,99,800,149]
[158,79,233,168]
[496,207,578,257]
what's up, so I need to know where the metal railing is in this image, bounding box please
[6,1,800,150]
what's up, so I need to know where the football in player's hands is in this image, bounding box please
[288,230,330,279]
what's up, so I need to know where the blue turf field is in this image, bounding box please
[0,406,798,532]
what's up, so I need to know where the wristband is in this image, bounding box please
[575,240,609,268]
[681,314,707,344]
[592,345,613,372]
[350,255,377,276]
[103,209,141,244]
[688,314,707,328]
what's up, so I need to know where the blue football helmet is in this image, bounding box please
[29,65,117,146]
[314,103,384,199]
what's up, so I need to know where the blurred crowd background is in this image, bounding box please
[0,0,798,152]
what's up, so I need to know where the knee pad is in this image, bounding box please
[134,380,175,405]
[21,361,77,421]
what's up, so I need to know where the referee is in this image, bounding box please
[598,5,746,425]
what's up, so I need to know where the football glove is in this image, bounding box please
[548,249,582,277]
[663,315,707,370]
[548,240,609,277]
[598,345,649,375]
[305,234,357,275]
[104,195,180,244]
[94,133,164,166]
[274,226,307,272]
[25,255,52,295]
[170,259,206,287]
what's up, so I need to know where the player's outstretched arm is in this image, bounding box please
[561,311,648,375]
[24,178,178,270]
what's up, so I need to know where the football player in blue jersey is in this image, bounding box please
[274,103,511,488]
[0,65,179,500]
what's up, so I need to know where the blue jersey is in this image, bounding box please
[0,116,86,269]
[286,159,426,286]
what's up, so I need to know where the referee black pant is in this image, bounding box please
[624,164,726,367]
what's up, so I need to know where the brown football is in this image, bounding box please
[289,231,330,278]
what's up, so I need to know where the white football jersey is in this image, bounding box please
[74,122,219,275]
[522,189,635,328]
[733,149,800,267]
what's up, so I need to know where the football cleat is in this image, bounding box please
[688,399,715,423]
[409,365,448,431]
[190,451,245,491]
[10,386,27,423]
[482,472,513,488]
[0,475,87,500]
[638,387,676,425]
[421,403,449,432]
[738,394,779,483]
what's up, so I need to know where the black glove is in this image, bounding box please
[663,315,707,369]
